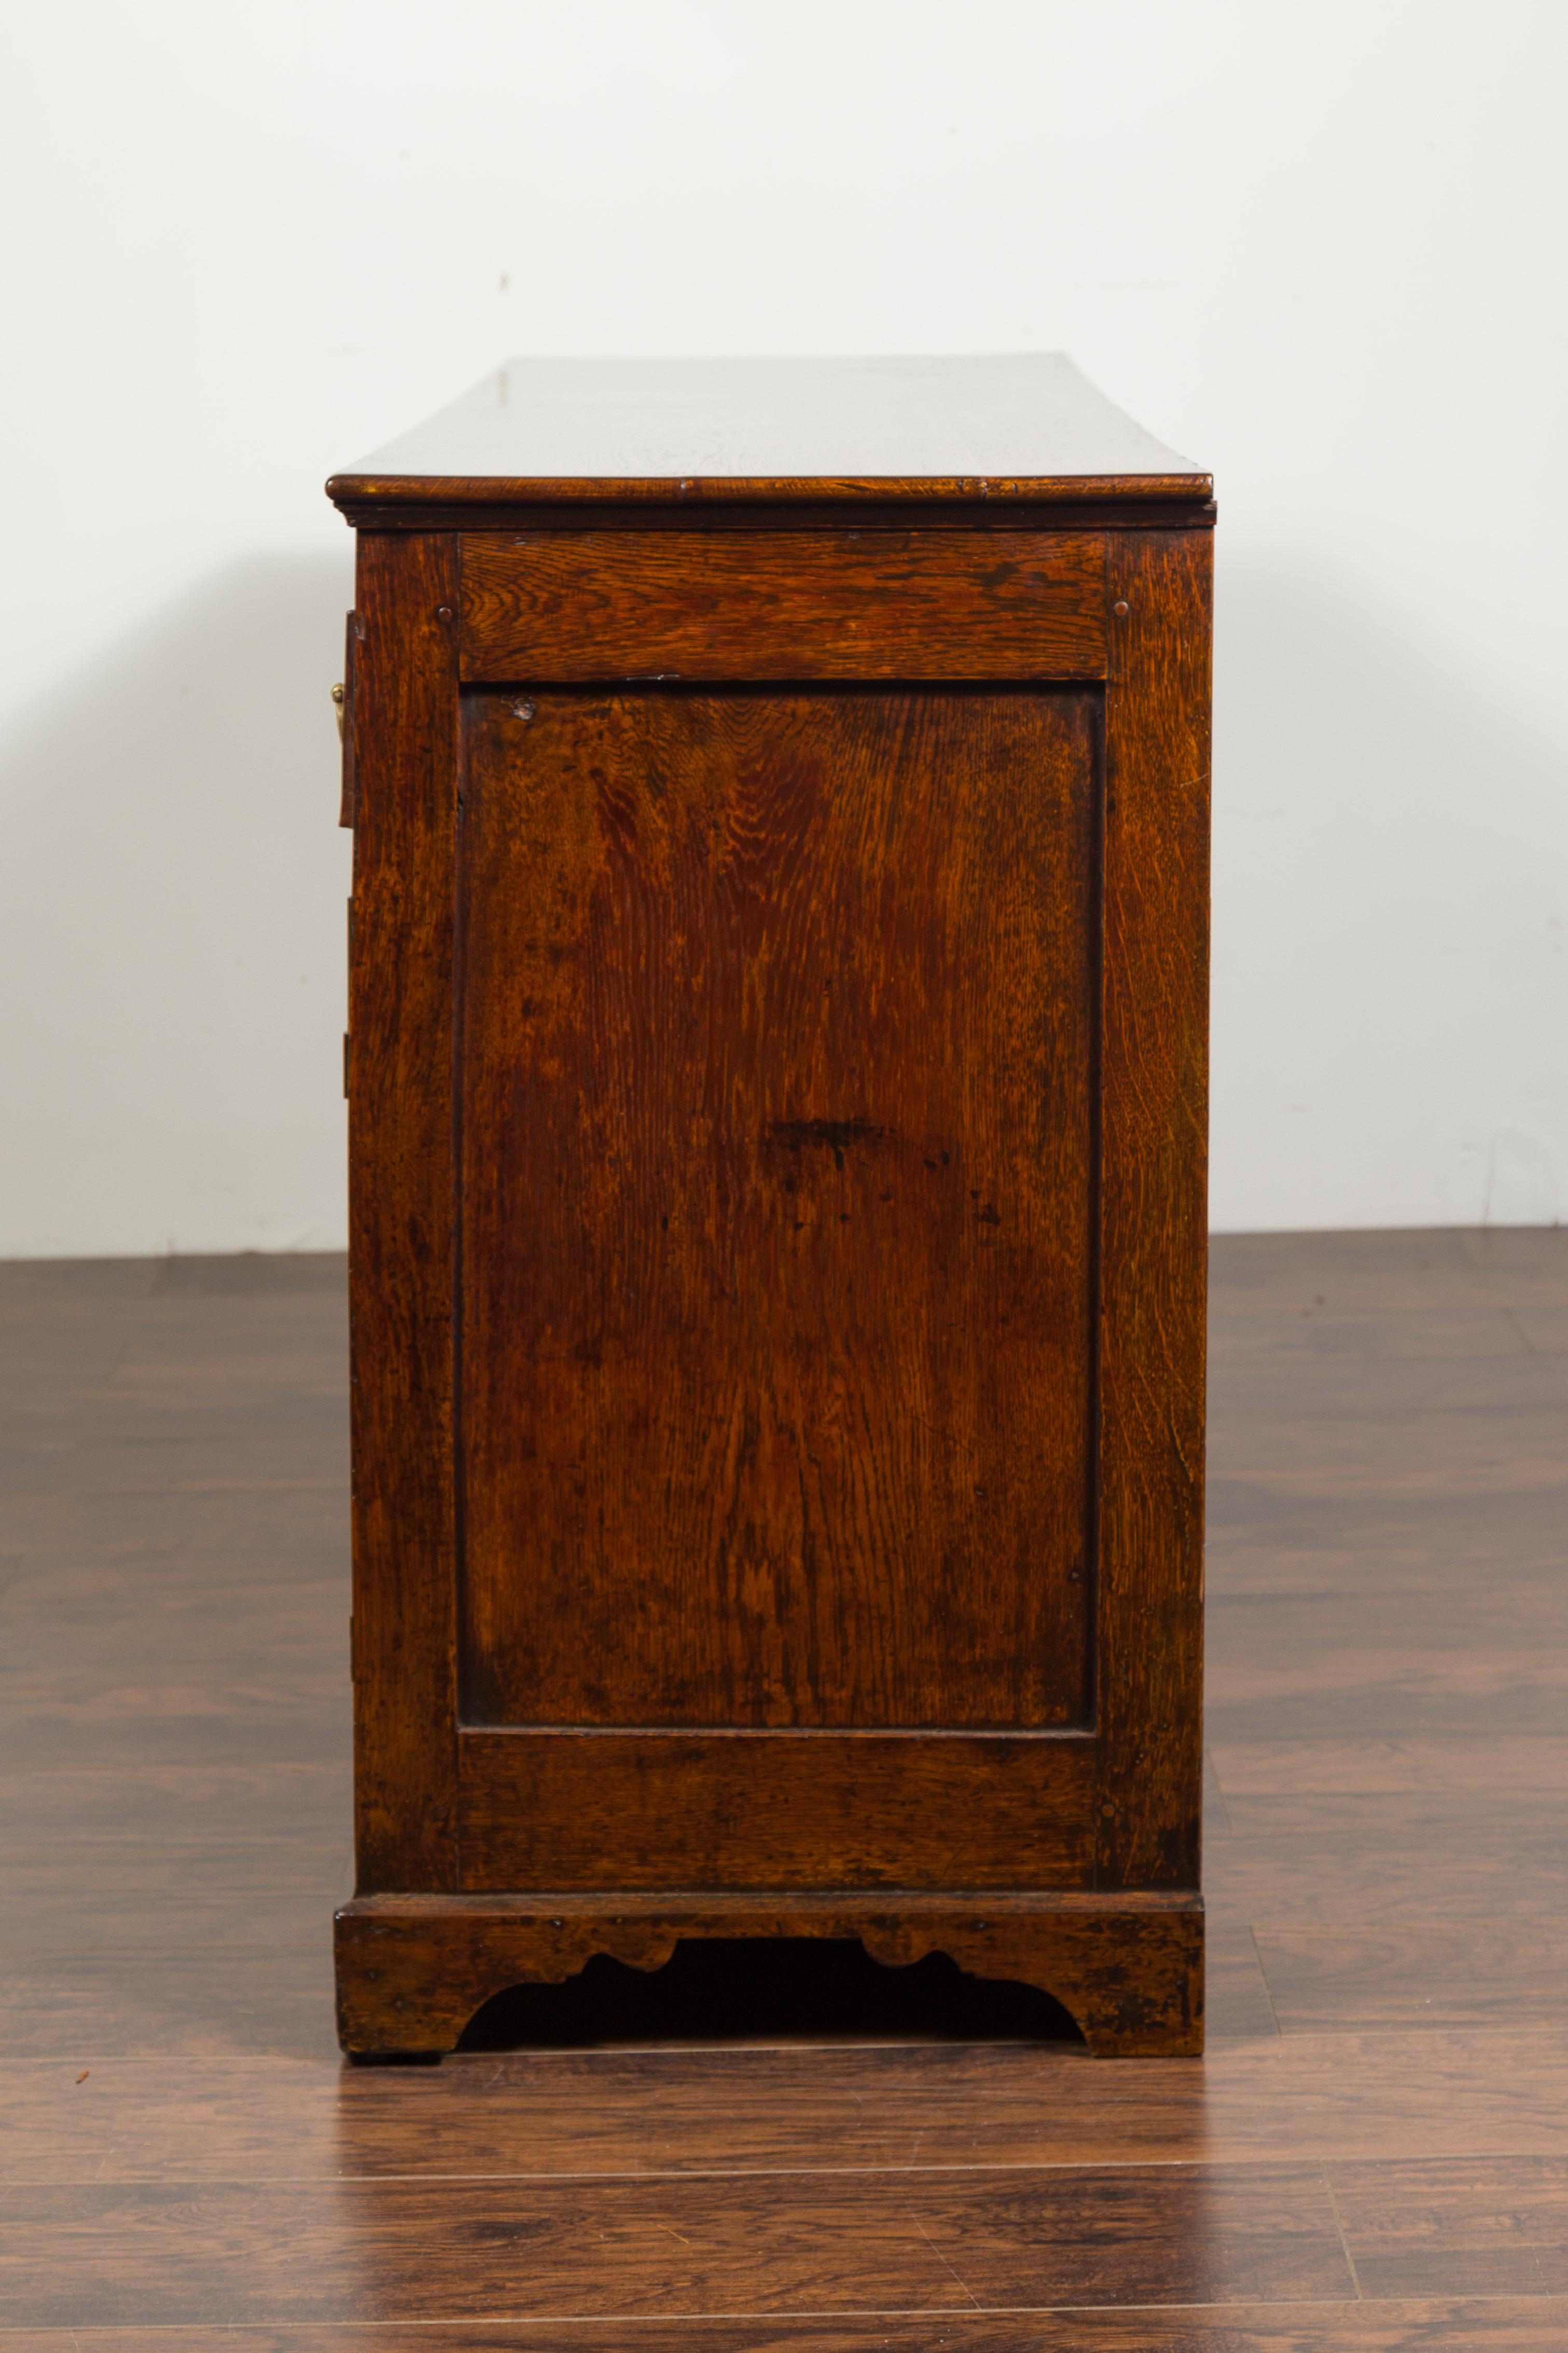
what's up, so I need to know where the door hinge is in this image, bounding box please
[338,610,360,829]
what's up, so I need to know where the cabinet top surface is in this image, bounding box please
[328,354,1209,510]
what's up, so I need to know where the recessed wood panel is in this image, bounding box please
[457,1729,1096,1890]
[459,530,1106,679]
[456,686,1099,1730]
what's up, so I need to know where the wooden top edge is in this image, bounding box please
[339,1888,1205,1919]
[327,356,1209,512]
[327,471,1214,512]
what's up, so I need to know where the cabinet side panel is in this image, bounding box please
[349,532,461,1891]
[1097,529,1212,1889]
[457,685,1099,1731]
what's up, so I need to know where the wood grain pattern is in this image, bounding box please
[8,1229,1568,2330]
[1204,1793,1568,1922]
[1254,1923,1568,2034]
[0,1949,341,2059]
[1208,1226,1568,1316]
[339,478,1216,522]
[335,1890,1202,2057]
[1095,528,1212,1889]
[456,686,1099,1734]
[0,2162,1343,2327]
[456,1729,1095,1889]
[2,2305,1565,2351]
[1210,1738,1568,1796]
[0,1764,348,1849]
[1328,2156,1568,2301]
[12,2027,1568,2189]
[1,1877,339,1962]
[346,532,461,1892]
[459,530,1106,679]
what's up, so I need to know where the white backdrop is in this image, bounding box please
[2,1,1564,1255]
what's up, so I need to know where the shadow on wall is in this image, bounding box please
[0,552,355,1258]
[1211,545,1568,1231]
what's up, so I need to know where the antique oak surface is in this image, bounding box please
[329,355,1214,2055]
[457,686,1099,1736]
[4,1232,1568,2342]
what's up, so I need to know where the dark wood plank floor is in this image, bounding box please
[1,1229,1565,2347]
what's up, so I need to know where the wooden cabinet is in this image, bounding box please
[329,357,1213,2057]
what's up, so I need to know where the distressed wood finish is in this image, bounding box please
[330,356,1213,2055]
[455,1729,1096,1890]
[335,1891,1204,2059]
[1096,530,1213,1888]
[459,530,1106,679]
[339,474,1213,514]
[346,533,461,1891]
[456,686,1098,1736]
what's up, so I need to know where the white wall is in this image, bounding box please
[2,0,1564,1254]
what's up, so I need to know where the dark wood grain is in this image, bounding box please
[455,1729,1095,1889]
[1,1598,344,1684]
[346,532,460,1893]
[334,1890,1201,2057]
[1,2304,1564,2351]
[1206,1923,1283,2041]
[10,2028,1568,2189]
[0,2163,1346,2326]
[1329,2156,1568,2300]
[0,1948,340,2059]
[1206,1678,1568,1745]
[0,1695,349,1772]
[1204,1793,1568,1922]
[1209,1737,1568,1796]
[7,1227,1568,2329]
[1208,1347,1568,1425]
[1207,1305,1534,1365]
[340,473,1215,513]
[1095,528,1212,1888]
[1255,1923,1568,2034]
[0,1765,348,1850]
[459,529,1106,679]
[1,1873,341,1962]
[456,686,1099,1735]
[1208,1227,1568,1316]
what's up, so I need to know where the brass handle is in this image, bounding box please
[331,681,345,742]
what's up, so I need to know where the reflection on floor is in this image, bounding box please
[2,1229,1566,2344]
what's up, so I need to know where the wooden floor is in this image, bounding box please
[1,1230,1566,2347]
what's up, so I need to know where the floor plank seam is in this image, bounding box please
[1318,2156,1365,2303]
[13,2149,1565,2186]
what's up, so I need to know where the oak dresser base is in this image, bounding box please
[334,1889,1203,2059]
